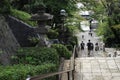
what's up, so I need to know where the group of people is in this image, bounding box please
[80,40,101,56]
[79,30,106,56]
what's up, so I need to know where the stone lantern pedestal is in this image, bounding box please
[30,6,53,47]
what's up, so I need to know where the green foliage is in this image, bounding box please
[0,63,57,80]
[0,0,11,14]
[51,44,71,59]
[47,29,59,39]
[111,24,120,46]
[66,25,78,35]
[96,21,115,42]
[10,9,37,27]
[12,47,59,65]
[112,24,120,37]
[0,49,3,55]
[67,12,84,27]
[20,0,77,26]
[66,45,74,51]
[106,0,120,25]
[28,36,39,44]
[78,0,105,19]
[68,36,78,46]
[80,0,120,47]
[28,0,45,13]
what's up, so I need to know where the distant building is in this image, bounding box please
[77,2,98,29]
[79,11,94,20]
[91,20,99,29]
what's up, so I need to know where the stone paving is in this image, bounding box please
[76,30,106,57]
[74,57,120,80]
[74,26,120,80]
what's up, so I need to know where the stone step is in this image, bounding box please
[74,57,120,80]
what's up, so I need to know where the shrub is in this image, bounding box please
[0,63,57,80]
[51,44,71,59]
[66,25,78,35]
[47,29,59,39]
[68,36,78,47]
[0,0,11,14]
[111,24,120,47]
[10,9,37,27]
[11,47,59,65]
[96,22,115,42]
[66,45,73,51]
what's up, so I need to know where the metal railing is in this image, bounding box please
[26,45,77,80]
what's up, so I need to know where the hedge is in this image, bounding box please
[11,47,59,65]
[0,63,57,80]
[10,9,37,27]
[51,44,71,59]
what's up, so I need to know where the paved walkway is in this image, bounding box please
[74,25,120,80]
[76,29,105,57]
[74,57,120,80]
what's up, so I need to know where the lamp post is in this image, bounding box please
[60,9,67,44]
[30,5,53,47]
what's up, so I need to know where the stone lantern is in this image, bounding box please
[30,5,53,47]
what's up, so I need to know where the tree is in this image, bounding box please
[10,0,78,27]
[78,0,120,47]
[0,0,11,14]
[100,0,120,25]
[100,0,120,46]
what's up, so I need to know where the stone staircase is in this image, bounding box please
[74,22,120,80]
[74,57,120,80]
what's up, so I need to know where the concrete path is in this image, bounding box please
[74,24,120,80]
[76,28,105,57]
[74,57,120,80]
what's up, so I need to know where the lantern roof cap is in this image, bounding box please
[30,13,53,21]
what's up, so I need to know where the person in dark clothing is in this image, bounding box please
[90,32,92,37]
[80,41,85,50]
[95,42,99,51]
[87,40,93,56]
[82,35,84,39]
[88,31,91,35]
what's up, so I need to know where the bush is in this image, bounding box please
[68,36,78,47]
[66,25,78,35]
[66,45,73,51]
[0,0,11,14]
[111,24,120,47]
[10,9,37,27]
[47,29,59,39]
[0,63,57,80]
[11,47,59,65]
[96,22,115,43]
[51,44,71,59]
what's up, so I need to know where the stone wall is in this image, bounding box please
[0,15,20,65]
[6,16,38,47]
